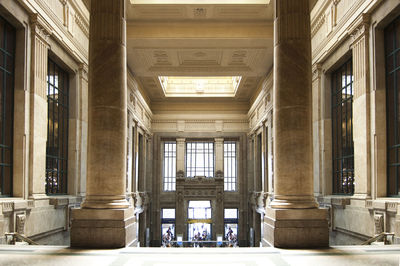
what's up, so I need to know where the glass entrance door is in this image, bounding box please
[187,201,212,241]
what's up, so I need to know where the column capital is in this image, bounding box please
[348,13,371,45]
[312,63,322,82]
[30,14,52,45]
[214,138,224,143]
[78,63,89,81]
[176,138,186,143]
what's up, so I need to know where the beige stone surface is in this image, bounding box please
[71,207,137,248]
[82,0,129,209]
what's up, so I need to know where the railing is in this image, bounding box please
[163,240,238,248]
[5,232,39,245]
[361,232,395,245]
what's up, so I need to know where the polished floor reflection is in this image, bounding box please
[0,245,399,266]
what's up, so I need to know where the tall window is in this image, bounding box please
[46,59,69,194]
[332,58,354,195]
[386,15,400,196]
[0,16,15,196]
[163,142,176,191]
[224,141,237,191]
[186,142,214,177]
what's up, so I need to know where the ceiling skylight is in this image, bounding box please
[159,76,242,97]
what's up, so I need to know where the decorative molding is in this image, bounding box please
[30,14,52,44]
[16,214,26,235]
[74,12,89,37]
[2,202,13,213]
[311,13,326,38]
[348,13,371,45]
[33,0,89,63]
[193,8,207,18]
[374,213,384,235]
[78,63,88,81]
[312,63,322,81]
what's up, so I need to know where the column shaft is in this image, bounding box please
[71,0,137,248]
[82,0,129,208]
[263,0,328,248]
[271,0,316,208]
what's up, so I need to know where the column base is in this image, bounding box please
[262,207,329,248]
[81,195,130,209]
[71,207,137,248]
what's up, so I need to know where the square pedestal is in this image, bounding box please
[71,207,137,248]
[263,207,329,248]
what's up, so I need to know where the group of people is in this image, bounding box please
[162,227,174,247]
[226,227,238,247]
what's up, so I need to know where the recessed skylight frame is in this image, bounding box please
[158,76,242,97]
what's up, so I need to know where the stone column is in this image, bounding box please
[263,0,328,248]
[349,14,371,198]
[71,0,136,248]
[28,15,51,200]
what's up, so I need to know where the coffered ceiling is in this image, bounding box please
[126,1,274,113]
[83,0,318,113]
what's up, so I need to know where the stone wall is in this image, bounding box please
[311,0,400,244]
[0,0,88,244]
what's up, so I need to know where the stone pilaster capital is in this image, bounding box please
[78,63,89,81]
[30,14,52,45]
[348,13,371,45]
[176,138,186,144]
[333,0,341,6]
[145,133,153,141]
[312,63,322,81]
[214,138,224,143]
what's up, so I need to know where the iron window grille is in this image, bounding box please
[224,141,237,191]
[163,141,176,191]
[186,142,214,178]
[0,16,15,196]
[386,15,400,196]
[331,58,354,195]
[46,59,69,194]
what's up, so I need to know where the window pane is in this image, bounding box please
[186,142,214,177]
[386,15,400,196]
[0,16,15,196]
[163,142,176,191]
[331,58,354,195]
[46,59,69,194]
[162,208,175,219]
[224,141,237,191]
[224,208,238,219]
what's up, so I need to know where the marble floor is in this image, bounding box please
[0,245,399,266]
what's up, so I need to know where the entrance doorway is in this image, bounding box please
[187,201,212,241]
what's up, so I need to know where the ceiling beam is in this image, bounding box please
[127,21,273,40]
